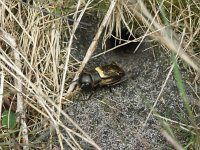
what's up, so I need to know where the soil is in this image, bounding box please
[63,15,195,150]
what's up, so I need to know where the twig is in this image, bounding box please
[0,28,29,150]
[0,71,4,125]
[67,0,118,95]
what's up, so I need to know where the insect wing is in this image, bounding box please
[95,64,125,85]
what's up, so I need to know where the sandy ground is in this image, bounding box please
[63,15,195,150]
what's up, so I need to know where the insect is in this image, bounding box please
[78,63,125,90]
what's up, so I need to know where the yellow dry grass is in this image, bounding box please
[0,0,200,149]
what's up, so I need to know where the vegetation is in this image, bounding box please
[0,0,200,149]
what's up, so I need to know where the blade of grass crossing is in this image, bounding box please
[171,53,195,126]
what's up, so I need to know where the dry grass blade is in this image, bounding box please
[131,1,200,73]
[1,0,199,149]
[0,28,29,149]
[59,0,91,115]
[161,129,183,150]
[67,0,118,95]
[0,0,33,42]
[0,51,100,149]
[0,0,102,149]
[0,71,4,124]
[143,63,174,128]
[56,0,89,147]
[154,113,200,131]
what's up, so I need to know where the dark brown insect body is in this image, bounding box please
[78,64,125,90]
